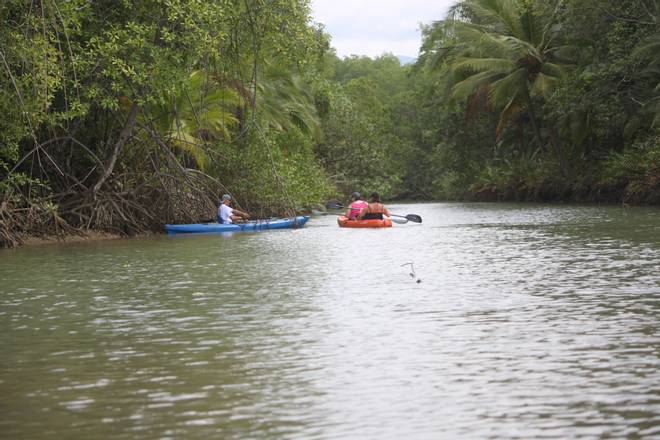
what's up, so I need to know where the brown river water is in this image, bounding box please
[1,202,659,439]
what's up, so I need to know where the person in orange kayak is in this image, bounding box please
[358,192,391,220]
[346,192,368,220]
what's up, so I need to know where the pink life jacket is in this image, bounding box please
[347,200,368,219]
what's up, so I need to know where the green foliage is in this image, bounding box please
[255,66,321,137]
[432,170,467,200]
[0,88,26,165]
[468,152,572,201]
[311,52,434,199]
[406,0,660,203]
[0,0,341,247]
[2,0,660,248]
[212,128,333,216]
[599,134,660,203]
[431,0,573,144]
[148,70,240,170]
[314,78,407,198]
[633,29,660,128]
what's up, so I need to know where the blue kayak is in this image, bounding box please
[165,216,310,234]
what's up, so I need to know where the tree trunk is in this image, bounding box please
[528,101,569,177]
[549,127,570,178]
[91,103,139,197]
[527,100,543,149]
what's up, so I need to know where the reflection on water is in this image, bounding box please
[1,203,659,439]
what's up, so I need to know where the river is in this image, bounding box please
[1,203,659,439]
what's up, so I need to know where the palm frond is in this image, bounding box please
[454,23,511,57]
[489,67,527,107]
[498,35,542,60]
[496,95,522,137]
[147,69,242,170]
[633,33,660,65]
[530,72,558,98]
[519,6,545,47]
[540,62,569,78]
[451,70,504,100]
[453,57,516,74]
[464,0,524,38]
[254,67,321,137]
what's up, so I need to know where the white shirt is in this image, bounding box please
[219,204,234,224]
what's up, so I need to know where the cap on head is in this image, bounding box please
[222,194,232,201]
[350,192,361,201]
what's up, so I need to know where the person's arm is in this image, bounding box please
[357,205,367,219]
[383,207,391,217]
[232,208,250,219]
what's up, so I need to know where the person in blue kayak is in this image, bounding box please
[218,194,250,224]
[358,192,391,220]
[346,192,368,220]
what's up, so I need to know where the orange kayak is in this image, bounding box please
[337,215,392,228]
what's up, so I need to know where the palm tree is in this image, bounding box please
[436,0,571,144]
[151,70,240,170]
[252,65,321,138]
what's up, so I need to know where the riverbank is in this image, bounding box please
[4,198,659,250]
[6,231,125,249]
[418,177,660,205]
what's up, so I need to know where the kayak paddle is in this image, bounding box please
[391,213,422,223]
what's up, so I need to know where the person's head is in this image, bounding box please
[369,192,380,203]
[221,194,232,205]
[350,191,361,201]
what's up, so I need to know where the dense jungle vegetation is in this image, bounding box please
[1,0,659,247]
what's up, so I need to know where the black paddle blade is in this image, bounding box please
[325,201,344,209]
[406,214,422,223]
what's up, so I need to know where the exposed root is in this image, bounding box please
[0,167,220,248]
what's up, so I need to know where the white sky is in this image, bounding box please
[310,0,456,58]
